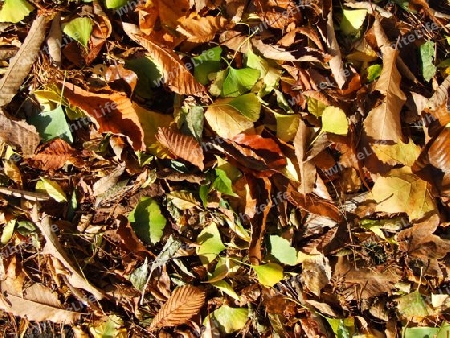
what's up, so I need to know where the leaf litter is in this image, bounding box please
[0,0,449,337]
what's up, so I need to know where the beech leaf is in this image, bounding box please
[252,263,283,287]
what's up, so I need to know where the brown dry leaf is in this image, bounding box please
[299,252,331,297]
[85,2,112,65]
[0,283,81,324]
[287,189,342,222]
[31,212,104,300]
[0,15,48,107]
[122,23,206,96]
[104,64,138,92]
[150,285,205,330]
[30,139,76,171]
[364,47,406,142]
[293,119,315,194]
[335,256,400,299]
[0,112,40,156]
[156,127,204,170]
[324,8,347,88]
[252,38,327,62]
[177,13,227,43]
[60,82,145,151]
[47,13,62,67]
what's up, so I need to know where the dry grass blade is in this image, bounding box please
[0,15,48,107]
[156,127,204,170]
[0,112,40,156]
[150,285,205,330]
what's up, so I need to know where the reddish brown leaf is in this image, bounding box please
[59,82,145,151]
[156,127,204,170]
[30,139,76,170]
[85,2,112,65]
[150,285,205,330]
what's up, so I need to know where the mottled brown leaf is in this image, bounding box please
[30,139,76,170]
[0,112,40,156]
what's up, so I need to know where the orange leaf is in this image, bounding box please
[30,139,76,170]
[156,127,204,170]
[60,82,145,151]
[150,285,205,330]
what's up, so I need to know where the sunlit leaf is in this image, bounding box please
[268,235,298,266]
[321,106,348,135]
[197,222,226,263]
[62,17,93,47]
[36,178,67,202]
[252,263,283,287]
[129,197,167,245]
[420,41,437,82]
[0,0,34,23]
[211,305,249,334]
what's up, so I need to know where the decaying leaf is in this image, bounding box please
[150,285,205,330]
[0,112,40,156]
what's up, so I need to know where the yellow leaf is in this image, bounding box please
[372,140,421,167]
[36,178,67,202]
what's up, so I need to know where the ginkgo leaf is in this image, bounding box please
[176,13,227,43]
[62,17,93,47]
[192,46,222,85]
[364,47,406,142]
[372,140,421,167]
[371,168,436,221]
[0,0,34,23]
[59,82,145,151]
[222,67,260,97]
[205,99,254,139]
[122,23,206,96]
[252,263,283,287]
[211,305,249,334]
[321,106,348,135]
[156,127,204,170]
[150,285,205,330]
[36,178,67,202]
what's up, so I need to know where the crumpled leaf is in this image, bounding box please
[177,13,227,43]
[0,112,40,156]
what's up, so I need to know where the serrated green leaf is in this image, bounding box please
[28,106,73,144]
[62,17,93,47]
[268,235,298,266]
[0,0,34,23]
[246,49,281,95]
[228,94,261,122]
[212,168,237,197]
[420,41,437,82]
[222,67,260,97]
[321,106,348,135]
[193,46,222,85]
[197,222,226,263]
[340,9,367,35]
[253,263,283,287]
[128,197,167,245]
[36,178,67,202]
[212,305,249,334]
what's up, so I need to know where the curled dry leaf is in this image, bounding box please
[150,285,205,330]
[0,15,48,108]
[59,82,145,151]
[177,13,227,43]
[156,127,204,170]
[85,2,112,65]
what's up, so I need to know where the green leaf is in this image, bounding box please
[211,305,249,334]
[210,280,239,301]
[367,64,382,82]
[274,113,299,142]
[268,235,298,266]
[128,197,167,245]
[252,263,283,287]
[28,106,73,144]
[197,222,226,263]
[222,67,260,97]
[0,0,34,23]
[1,219,16,244]
[192,46,222,85]
[326,317,355,338]
[129,257,149,292]
[125,57,162,98]
[340,9,367,35]
[212,169,237,197]
[180,106,204,141]
[228,94,261,122]
[402,327,440,338]
[420,41,437,82]
[321,106,348,135]
[105,0,129,9]
[36,178,67,202]
[62,17,93,47]
[397,291,428,319]
[306,96,327,117]
[246,49,281,95]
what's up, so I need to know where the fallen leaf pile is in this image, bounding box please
[0,0,449,336]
